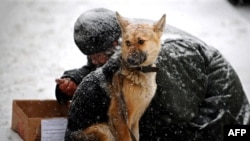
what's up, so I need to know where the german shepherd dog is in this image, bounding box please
[72,12,166,141]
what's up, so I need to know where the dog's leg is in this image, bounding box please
[131,121,140,141]
[109,93,132,141]
[109,74,132,141]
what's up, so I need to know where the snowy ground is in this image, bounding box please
[0,0,250,140]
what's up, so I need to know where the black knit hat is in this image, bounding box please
[74,8,121,55]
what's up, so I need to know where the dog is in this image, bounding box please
[72,12,166,141]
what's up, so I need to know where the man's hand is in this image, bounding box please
[55,78,77,96]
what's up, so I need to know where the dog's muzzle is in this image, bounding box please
[127,51,146,66]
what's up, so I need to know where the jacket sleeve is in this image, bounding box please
[64,52,121,140]
[62,57,96,84]
[156,38,249,124]
[188,40,250,140]
[64,74,110,141]
[189,40,250,131]
[154,39,208,122]
[55,60,96,104]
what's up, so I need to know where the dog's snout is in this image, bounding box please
[127,56,139,66]
[127,52,146,66]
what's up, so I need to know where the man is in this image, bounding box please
[55,8,250,141]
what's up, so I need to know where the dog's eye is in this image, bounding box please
[138,39,145,45]
[125,41,131,47]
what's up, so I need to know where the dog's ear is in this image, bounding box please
[116,12,129,33]
[154,14,166,37]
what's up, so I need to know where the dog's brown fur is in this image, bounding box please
[72,12,166,141]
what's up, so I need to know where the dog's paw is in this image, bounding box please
[71,131,99,141]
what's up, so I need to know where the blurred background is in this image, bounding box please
[0,0,249,140]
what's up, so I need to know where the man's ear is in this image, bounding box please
[116,12,130,33]
[154,14,166,37]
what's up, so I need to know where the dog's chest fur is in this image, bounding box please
[112,67,157,120]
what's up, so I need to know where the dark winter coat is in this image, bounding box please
[56,25,250,141]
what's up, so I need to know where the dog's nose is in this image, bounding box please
[127,52,146,66]
[127,57,140,66]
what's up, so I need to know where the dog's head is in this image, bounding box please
[116,12,166,67]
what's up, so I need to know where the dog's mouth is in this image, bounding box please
[126,51,147,67]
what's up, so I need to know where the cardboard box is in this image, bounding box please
[11,100,70,141]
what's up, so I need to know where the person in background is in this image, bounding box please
[55,8,250,141]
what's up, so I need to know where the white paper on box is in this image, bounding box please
[41,118,68,141]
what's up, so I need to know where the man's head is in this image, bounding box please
[74,8,121,57]
[88,41,118,67]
